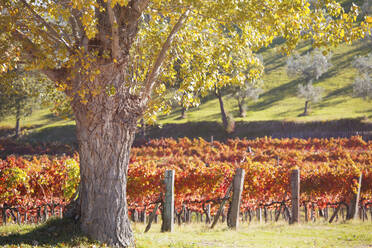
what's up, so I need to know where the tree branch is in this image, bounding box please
[141,9,190,101]
[107,0,120,59]
[19,0,72,51]
[12,29,44,60]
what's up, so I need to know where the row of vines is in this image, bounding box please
[1,136,372,224]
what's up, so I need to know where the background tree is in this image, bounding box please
[170,59,199,120]
[0,69,52,137]
[1,0,370,246]
[352,53,372,99]
[362,0,372,42]
[233,79,263,118]
[287,49,332,115]
[297,81,324,116]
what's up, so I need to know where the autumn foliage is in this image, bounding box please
[1,136,371,218]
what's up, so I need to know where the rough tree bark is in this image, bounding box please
[72,66,144,247]
[48,46,150,245]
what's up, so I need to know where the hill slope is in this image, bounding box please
[1,38,371,141]
[159,40,372,124]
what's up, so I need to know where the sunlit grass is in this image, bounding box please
[159,41,372,124]
[0,40,371,138]
[1,218,372,247]
[134,221,372,248]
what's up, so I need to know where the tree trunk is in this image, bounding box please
[181,107,186,119]
[15,117,20,138]
[76,116,136,246]
[303,100,309,116]
[15,103,21,138]
[72,69,144,246]
[238,98,246,117]
[215,89,228,129]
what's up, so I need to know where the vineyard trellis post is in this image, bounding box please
[161,170,175,232]
[211,182,233,229]
[2,207,6,225]
[228,168,245,229]
[145,202,160,233]
[290,168,300,224]
[16,208,20,225]
[347,173,363,220]
[206,204,211,224]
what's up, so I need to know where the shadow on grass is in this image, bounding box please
[250,78,302,111]
[0,218,96,247]
[324,85,353,99]
[24,125,77,144]
[0,124,45,138]
[138,118,372,143]
[40,113,74,122]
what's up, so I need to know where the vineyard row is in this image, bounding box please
[0,136,371,225]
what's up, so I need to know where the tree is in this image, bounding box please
[297,81,324,115]
[233,79,263,118]
[287,49,331,115]
[0,69,51,137]
[0,0,370,246]
[362,0,372,41]
[352,53,372,99]
[287,49,332,82]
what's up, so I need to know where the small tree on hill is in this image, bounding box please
[0,70,51,137]
[287,50,332,82]
[287,49,331,115]
[352,53,372,100]
[297,81,323,116]
[233,80,263,117]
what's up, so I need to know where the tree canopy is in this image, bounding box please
[1,0,370,119]
[352,53,372,99]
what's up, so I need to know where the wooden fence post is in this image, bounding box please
[290,168,300,224]
[347,173,362,220]
[145,202,160,233]
[205,204,211,224]
[16,208,21,225]
[211,182,232,229]
[43,204,48,222]
[161,170,175,232]
[59,206,63,219]
[228,168,245,229]
[2,207,6,225]
[257,208,262,223]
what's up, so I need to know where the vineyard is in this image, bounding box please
[0,136,372,225]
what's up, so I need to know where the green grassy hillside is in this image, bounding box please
[159,40,372,124]
[1,38,371,140]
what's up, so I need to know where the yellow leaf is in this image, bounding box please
[366,16,372,24]
[340,29,344,38]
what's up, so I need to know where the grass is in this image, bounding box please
[1,218,372,247]
[0,107,76,143]
[0,218,97,247]
[159,40,372,124]
[1,36,372,142]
